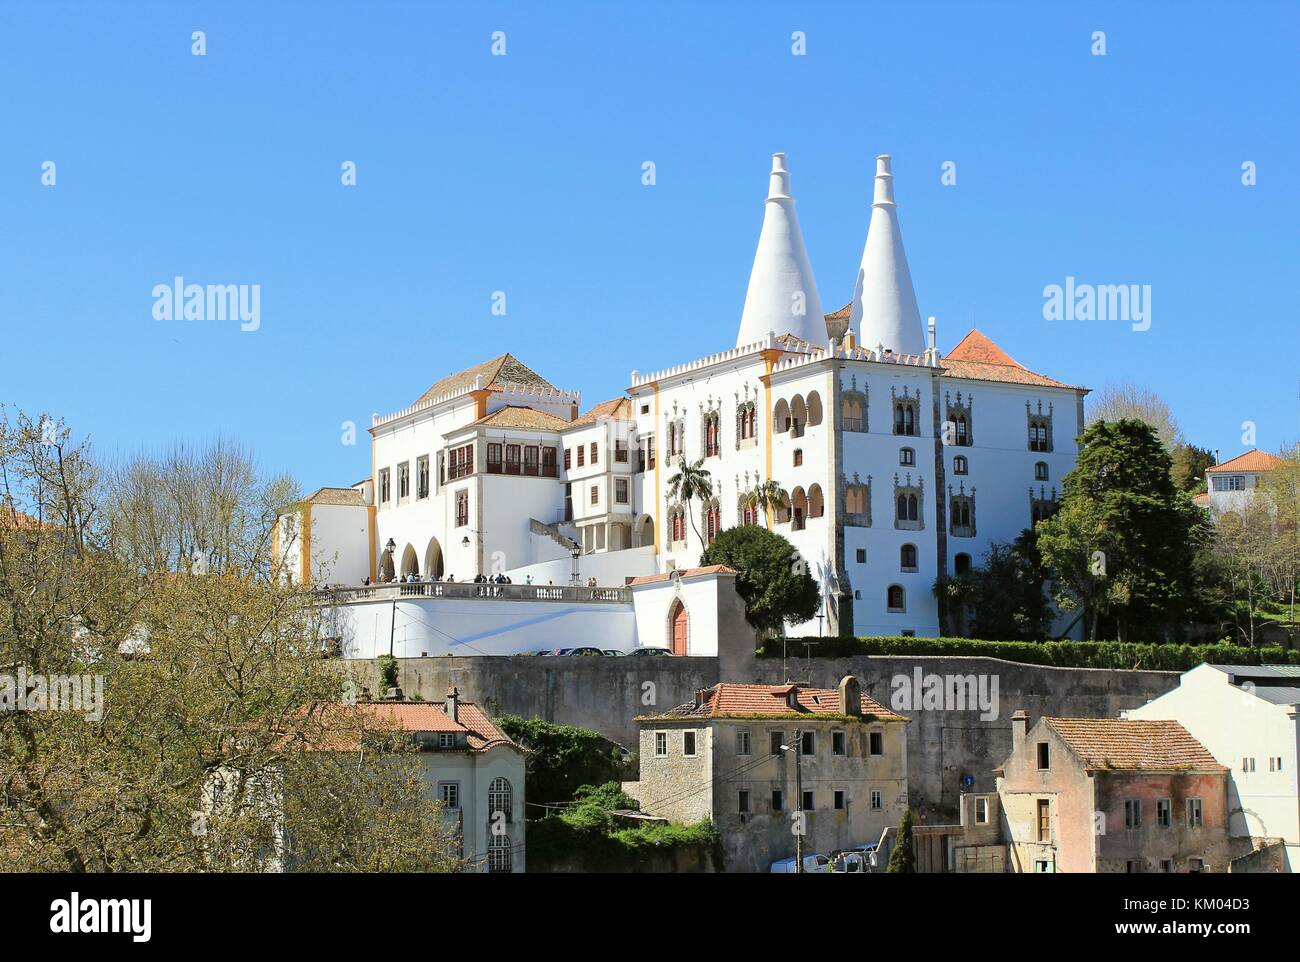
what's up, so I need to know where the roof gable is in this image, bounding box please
[1044,717,1224,772]
[414,353,556,407]
[941,329,1079,390]
[1206,450,1286,474]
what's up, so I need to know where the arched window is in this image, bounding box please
[808,484,824,519]
[790,396,807,438]
[846,485,867,515]
[955,415,968,445]
[896,494,917,522]
[736,402,757,445]
[887,585,906,612]
[900,447,915,467]
[954,553,972,575]
[900,544,918,571]
[806,392,823,427]
[488,834,513,873]
[773,398,791,434]
[953,455,968,476]
[703,411,721,458]
[951,498,971,528]
[842,390,868,432]
[489,777,513,824]
[894,400,917,437]
[790,487,808,531]
[1035,461,1049,481]
[703,499,721,544]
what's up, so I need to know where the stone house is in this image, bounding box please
[628,675,909,872]
[995,710,1231,873]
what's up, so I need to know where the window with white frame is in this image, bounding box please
[735,730,751,756]
[870,790,882,810]
[654,731,667,757]
[438,781,459,810]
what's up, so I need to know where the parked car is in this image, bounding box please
[629,647,673,657]
[601,649,625,657]
[557,647,605,656]
[770,854,833,874]
[829,847,877,873]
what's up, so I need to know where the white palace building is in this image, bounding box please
[275,154,1087,659]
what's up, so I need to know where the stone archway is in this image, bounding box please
[400,544,419,578]
[423,537,444,579]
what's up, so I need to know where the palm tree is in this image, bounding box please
[667,459,714,546]
[744,479,788,526]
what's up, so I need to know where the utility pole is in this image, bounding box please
[793,727,805,873]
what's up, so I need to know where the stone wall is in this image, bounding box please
[345,653,1181,821]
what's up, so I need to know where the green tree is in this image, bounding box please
[938,530,1051,641]
[887,809,915,873]
[666,458,714,546]
[699,525,819,635]
[495,716,629,812]
[1037,419,1210,642]
[1171,443,1216,494]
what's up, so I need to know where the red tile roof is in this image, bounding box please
[646,682,906,721]
[1205,450,1286,474]
[298,701,517,753]
[473,405,570,431]
[626,565,737,586]
[1044,717,1225,772]
[941,329,1082,390]
[567,397,633,427]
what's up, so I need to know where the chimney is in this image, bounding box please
[927,316,937,353]
[445,686,460,723]
[694,687,710,708]
[1011,709,1029,755]
[838,675,862,717]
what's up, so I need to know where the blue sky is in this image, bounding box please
[3,1,1296,487]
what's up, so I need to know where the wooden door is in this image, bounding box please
[670,602,688,655]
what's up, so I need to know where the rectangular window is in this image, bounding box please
[870,790,882,811]
[448,443,474,479]
[590,442,598,464]
[577,446,585,468]
[647,436,656,469]
[438,732,454,748]
[654,732,667,757]
[801,790,814,811]
[1242,756,1255,772]
[1036,742,1050,770]
[486,444,503,474]
[1125,799,1142,828]
[800,731,815,756]
[615,439,628,463]
[735,730,751,756]
[615,478,629,504]
[975,796,989,824]
[505,444,520,475]
[856,548,866,563]
[832,731,846,756]
[590,485,599,506]
[542,446,557,477]
[738,790,751,814]
[438,782,459,810]
[771,790,784,813]
[564,448,572,470]
[683,731,697,757]
[1037,799,1051,842]
[1157,798,1171,827]
[869,731,883,756]
[1186,798,1203,828]
[834,790,846,811]
[378,467,390,505]
[398,462,409,500]
[1160,859,1174,873]
[769,731,784,756]
[455,490,469,527]
[523,445,539,476]
[1126,860,1143,874]
[416,455,430,498]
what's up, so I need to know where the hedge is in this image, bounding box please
[758,635,1300,672]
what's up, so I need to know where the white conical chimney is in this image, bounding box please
[849,155,926,356]
[735,153,826,347]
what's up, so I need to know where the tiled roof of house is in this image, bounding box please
[625,565,737,586]
[825,302,853,321]
[567,397,632,427]
[473,405,570,431]
[1205,450,1286,474]
[300,487,366,507]
[941,329,1082,390]
[299,701,517,753]
[644,682,907,722]
[1192,492,1211,507]
[414,353,556,406]
[1044,717,1225,772]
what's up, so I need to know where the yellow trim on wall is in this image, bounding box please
[471,389,490,420]
[299,503,313,588]
[367,504,377,581]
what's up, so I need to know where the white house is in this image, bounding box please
[1204,449,1286,517]
[277,151,1089,653]
[1127,663,1300,871]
